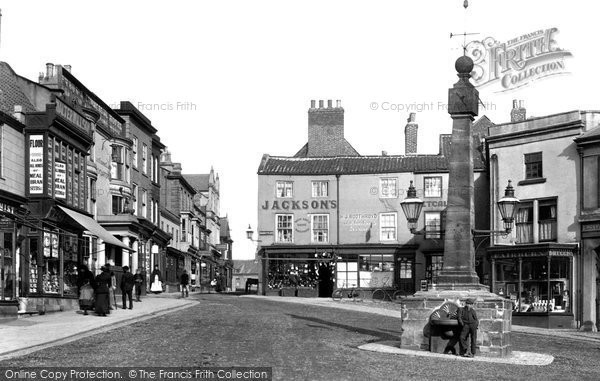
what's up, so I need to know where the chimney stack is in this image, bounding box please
[510,99,526,122]
[12,105,25,123]
[405,112,418,155]
[45,63,54,79]
[307,99,345,157]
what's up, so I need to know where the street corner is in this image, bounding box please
[358,342,554,366]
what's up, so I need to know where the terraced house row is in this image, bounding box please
[0,61,233,320]
[253,99,600,332]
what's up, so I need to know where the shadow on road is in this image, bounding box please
[287,314,402,342]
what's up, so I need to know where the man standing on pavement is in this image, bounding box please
[180,269,190,298]
[133,268,144,302]
[458,298,479,357]
[120,266,135,309]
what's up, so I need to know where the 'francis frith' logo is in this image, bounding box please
[466,27,572,92]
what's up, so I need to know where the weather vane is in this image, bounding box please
[449,1,486,110]
[449,0,479,55]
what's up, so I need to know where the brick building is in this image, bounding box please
[255,100,490,297]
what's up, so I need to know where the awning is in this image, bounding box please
[57,206,132,251]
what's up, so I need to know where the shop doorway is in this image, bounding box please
[318,262,334,297]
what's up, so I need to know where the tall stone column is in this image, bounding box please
[435,55,485,290]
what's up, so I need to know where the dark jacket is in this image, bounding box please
[133,273,144,286]
[458,306,479,326]
[120,272,135,291]
[151,269,162,282]
[180,272,189,285]
[94,271,111,294]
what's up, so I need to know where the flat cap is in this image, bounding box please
[465,298,476,304]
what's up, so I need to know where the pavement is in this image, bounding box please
[1,292,599,365]
[0,292,197,361]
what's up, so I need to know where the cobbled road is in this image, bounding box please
[2,294,599,380]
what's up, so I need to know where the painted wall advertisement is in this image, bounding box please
[54,161,67,199]
[29,135,44,194]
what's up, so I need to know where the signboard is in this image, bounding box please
[29,135,44,194]
[341,213,377,232]
[54,161,67,199]
[55,97,92,134]
[294,217,310,233]
[420,280,428,292]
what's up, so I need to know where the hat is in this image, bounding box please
[465,298,475,305]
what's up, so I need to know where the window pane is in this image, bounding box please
[425,212,441,239]
[424,177,442,198]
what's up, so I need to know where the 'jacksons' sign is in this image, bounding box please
[261,200,337,210]
[466,27,572,92]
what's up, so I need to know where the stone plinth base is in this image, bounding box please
[400,289,513,357]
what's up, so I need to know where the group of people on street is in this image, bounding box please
[78,264,199,316]
[77,264,146,316]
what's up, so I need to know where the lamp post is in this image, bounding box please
[400,181,424,234]
[245,224,261,243]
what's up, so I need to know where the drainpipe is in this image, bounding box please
[336,174,341,246]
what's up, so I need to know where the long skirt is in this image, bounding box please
[95,293,109,315]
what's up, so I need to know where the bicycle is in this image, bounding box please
[371,288,407,303]
[332,285,363,302]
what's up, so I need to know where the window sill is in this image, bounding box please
[518,178,546,186]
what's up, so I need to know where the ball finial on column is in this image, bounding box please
[455,55,474,75]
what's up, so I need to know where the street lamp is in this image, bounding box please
[400,180,519,235]
[496,180,519,233]
[399,180,424,234]
[246,224,261,242]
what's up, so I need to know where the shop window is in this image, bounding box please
[62,234,78,297]
[276,214,293,243]
[336,258,358,288]
[538,199,557,242]
[42,231,60,294]
[424,212,441,239]
[311,214,329,243]
[424,177,442,198]
[312,181,329,198]
[1,232,14,301]
[524,152,543,179]
[494,256,571,314]
[425,255,444,285]
[276,181,293,198]
[358,254,394,288]
[515,202,533,243]
[380,178,398,198]
[29,237,39,294]
[380,213,397,241]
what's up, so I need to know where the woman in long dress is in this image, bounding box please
[77,265,95,315]
[94,266,111,316]
[150,265,163,294]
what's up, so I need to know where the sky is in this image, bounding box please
[0,0,597,259]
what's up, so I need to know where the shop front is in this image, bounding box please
[259,245,418,298]
[0,200,28,321]
[488,243,577,329]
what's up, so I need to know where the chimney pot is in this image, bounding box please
[318,100,324,108]
[408,113,416,123]
[336,100,341,108]
[327,100,332,108]
[512,99,518,108]
[64,65,72,73]
[310,100,316,109]
[382,150,388,156]
[519,100,524,108]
